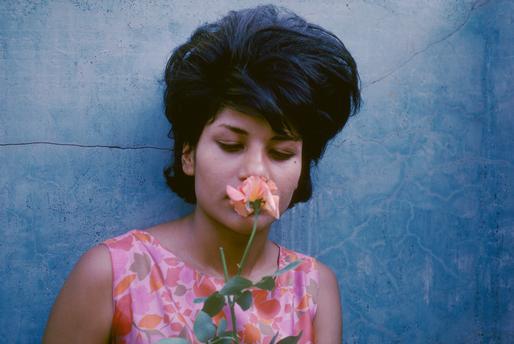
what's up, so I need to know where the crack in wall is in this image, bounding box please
[0,141,171,151]
[364,0,491,88]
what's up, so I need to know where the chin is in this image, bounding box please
[226,211,274,235]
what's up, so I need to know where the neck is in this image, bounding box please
[184,208,272,279]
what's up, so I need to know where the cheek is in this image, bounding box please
[288,158,302,185]
[194,150,234,200]
[274,160,302,208]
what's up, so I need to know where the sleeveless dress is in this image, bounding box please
[103,230,319,344]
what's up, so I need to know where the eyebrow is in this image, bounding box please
[217,124,300,141]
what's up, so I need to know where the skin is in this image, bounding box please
[43,107,342,343]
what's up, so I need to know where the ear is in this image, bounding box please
[181,143,195,176]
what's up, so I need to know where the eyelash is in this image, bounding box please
[216,142,295,161]
[217,142,243,152]
[270,150,295,161]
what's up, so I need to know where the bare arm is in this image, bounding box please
[43,245,113,344]
[313,261,342,343]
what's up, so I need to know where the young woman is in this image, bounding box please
[44,5,360,343]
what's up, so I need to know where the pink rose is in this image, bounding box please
[226,176,280,219]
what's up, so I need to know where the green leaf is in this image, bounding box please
[235,290,252,310]
[202,292,225,316]
[156,339,189,344]
[254,276,275,290]
[217,318,227,336]
[193,311,216,343]
[273,259,304,277]
[276,331,303,344]
[219,276,253,295]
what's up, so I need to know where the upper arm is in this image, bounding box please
[313,261,342,343]
[43,244,113,344]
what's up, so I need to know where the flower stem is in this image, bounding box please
[218,202,261,344]
[219,247,229,282]
[237,206,260,276]
[228,298,239,343]
[219,247,239,343]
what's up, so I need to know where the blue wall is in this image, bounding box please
[1,1,512,342]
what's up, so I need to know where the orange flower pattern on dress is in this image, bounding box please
[104,230,319,343]
[226,176,280,219]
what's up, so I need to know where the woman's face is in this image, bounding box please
[182,107,303,234]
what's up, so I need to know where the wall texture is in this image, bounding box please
[1,0,512,343]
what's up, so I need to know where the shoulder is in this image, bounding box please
[43,244,113,343]
[68,243,113,298]
[77,244,112,278]
[313,260,342,342]
[316,260,339,290]
[64,244,113,307]
[50,244,113,299]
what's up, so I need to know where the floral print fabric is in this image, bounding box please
[104,230,319,343]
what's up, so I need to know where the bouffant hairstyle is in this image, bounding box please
[163,4,361,206]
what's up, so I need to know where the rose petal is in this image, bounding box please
[267,179,278,193]
[226,185,246,202]
[242,176,264,202]
[232,200,252,217]
[263,193,280,219]
[272,195,280,218]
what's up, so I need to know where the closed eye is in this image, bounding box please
[269,150,295,161]
[217,141,243,153]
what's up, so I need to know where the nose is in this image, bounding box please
[238,147,269,181]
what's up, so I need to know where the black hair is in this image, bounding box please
[163,4,361,206]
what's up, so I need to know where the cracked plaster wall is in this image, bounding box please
[1,0,513,342]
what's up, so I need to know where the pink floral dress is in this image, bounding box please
[104,230,319,343]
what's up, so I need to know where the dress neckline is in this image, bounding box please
[133,229,285,283]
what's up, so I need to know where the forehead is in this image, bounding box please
[206,107,300,140]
